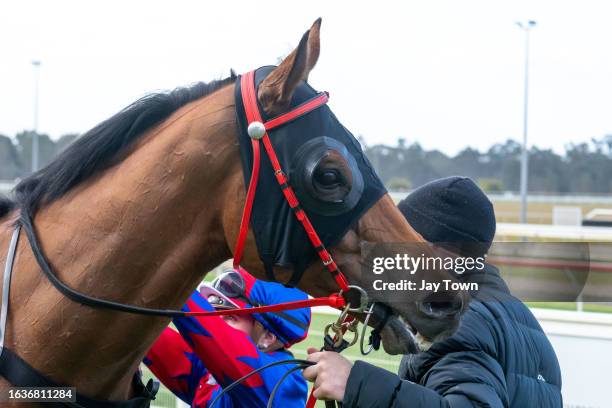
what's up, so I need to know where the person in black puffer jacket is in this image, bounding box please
[304,176,562,407]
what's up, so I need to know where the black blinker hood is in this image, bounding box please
[234,66,387,285]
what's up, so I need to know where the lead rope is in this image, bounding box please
[306,311,357,408]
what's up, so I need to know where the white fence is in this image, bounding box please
[388,191,612,205]
[496,222,612,242]
[532,308,612,408]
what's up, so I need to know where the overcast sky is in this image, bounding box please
[1,0,611,155]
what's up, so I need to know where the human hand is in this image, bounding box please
[303,347,353,401]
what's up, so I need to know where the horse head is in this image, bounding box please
[226,19,468,355]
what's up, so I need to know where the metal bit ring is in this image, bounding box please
[360,303,376,355]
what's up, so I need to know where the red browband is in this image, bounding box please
[263,92,329,131]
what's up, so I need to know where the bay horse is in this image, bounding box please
[0,19,467,405]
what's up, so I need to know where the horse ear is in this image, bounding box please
[258,18,322,116]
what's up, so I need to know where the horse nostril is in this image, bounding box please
[418,291,464,318]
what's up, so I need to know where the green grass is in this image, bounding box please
[525,301,612,313]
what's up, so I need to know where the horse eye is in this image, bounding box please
[315,168,341,187]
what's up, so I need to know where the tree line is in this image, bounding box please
[1,131,611,194]
[360,135,612,194]
[0,131,78,180]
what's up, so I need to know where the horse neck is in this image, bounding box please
[3,84,240,400]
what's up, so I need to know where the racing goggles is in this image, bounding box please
[208,270,309,332]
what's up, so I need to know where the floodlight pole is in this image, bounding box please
[516,20,536,224]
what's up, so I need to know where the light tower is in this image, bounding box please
[516,20,536,224]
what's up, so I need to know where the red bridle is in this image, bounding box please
[235,71,360,408]
[181,70,363,318]
[232,70,349,291]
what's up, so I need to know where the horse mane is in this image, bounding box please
[12,72,236,218]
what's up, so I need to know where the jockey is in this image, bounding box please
[145,267,311,407]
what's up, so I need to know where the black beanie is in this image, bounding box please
[398,176,496,257]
